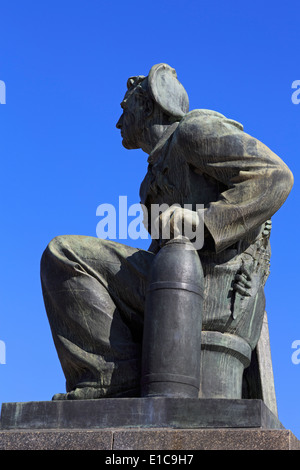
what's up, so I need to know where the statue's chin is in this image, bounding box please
[122,139,139,150]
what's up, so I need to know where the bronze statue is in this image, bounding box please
[41,64,293,402]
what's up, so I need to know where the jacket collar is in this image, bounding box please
[147,121,180,164]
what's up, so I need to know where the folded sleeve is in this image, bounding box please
[173,111,294,253]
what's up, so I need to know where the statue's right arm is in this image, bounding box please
[173,111,294,253]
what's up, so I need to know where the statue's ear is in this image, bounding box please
[143,96,154,118]
[148,64,189,118]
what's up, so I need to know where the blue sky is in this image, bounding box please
[0,1,299,439]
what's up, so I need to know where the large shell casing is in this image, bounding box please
[141,237,203,397]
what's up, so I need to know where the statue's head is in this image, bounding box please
[116,63,189,151]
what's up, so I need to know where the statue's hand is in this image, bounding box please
[157,206,200,241]
[233,263,252,297]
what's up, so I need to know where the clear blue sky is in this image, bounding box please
[0,1,299,439]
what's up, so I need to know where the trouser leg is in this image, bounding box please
[40,235,154,398]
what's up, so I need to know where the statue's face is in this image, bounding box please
[116,87,146,150]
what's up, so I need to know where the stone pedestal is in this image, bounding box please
[0,398,299,450]
[0,428,299,450]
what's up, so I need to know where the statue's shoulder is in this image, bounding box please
[174,109,244,143]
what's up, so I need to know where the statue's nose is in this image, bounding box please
[116,115,123,129]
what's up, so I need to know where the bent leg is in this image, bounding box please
[40,235,154,399]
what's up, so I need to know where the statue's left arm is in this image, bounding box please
[173,111,294,253]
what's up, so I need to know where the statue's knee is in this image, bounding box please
[40,235,71,278]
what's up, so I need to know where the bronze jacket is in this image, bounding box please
[140,109,293,254]
[139,109,293,346]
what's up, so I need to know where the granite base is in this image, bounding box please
[0,428,299,450]
[0,398,299,450]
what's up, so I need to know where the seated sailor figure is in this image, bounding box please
[40,64,293,400]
